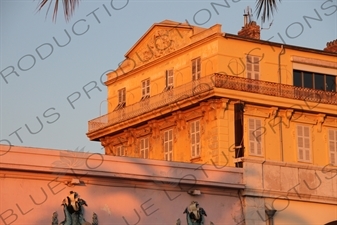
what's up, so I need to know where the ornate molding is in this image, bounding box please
[200,102,211,122]
[291,55,337,69]
[316,114,326,133]
[173,111,186,131]
[125,128,136,147]
[131,28,190,67]
[214,98,229,119]
[243,105,271,118]
[148,120,160,138]
[323,116,337,128]
[291,112,318,125]
[278,109,293,128]
[269,107,278,120]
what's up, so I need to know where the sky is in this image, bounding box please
[1,0,336,154]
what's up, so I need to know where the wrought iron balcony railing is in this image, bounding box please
[88,73,336,133]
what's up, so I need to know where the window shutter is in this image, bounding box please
[165,70,168,86]
[145,138,149,159]
[197,58,201,79]
[248,118,263,156]
[249,118,256,154]
[253,57,260,80]
[256,119,262,155]
[297,125,311,162]
[329,130,337,165]
[192,60,196,80]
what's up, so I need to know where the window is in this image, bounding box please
[296,125,311,162]
[165,69,174,89]
[141,78,150,100]
[164,129,173,161]
[115,88,126,110]
[293,70,336,92]
[140,137,149,159]
[192,57,201,81]
[190,120,201,158]
[248,118,263,156]
[116,145,125,156]
[246,55,260,80]
[329,129,337,165]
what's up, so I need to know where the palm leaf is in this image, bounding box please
[37,0,80,22]
[255,0,281,23]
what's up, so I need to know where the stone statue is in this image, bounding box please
[183,201,207,225]
[60,191,91,225]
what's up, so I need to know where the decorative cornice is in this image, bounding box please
[291,112,318,125]
[244,104,271,118]
[291,55,337,69]
[323,116,337,128]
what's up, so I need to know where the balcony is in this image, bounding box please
[88,73,337,133]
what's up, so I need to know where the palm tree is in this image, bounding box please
[38,0,280,23]
[255,0,282,23]
[37,0,80,22]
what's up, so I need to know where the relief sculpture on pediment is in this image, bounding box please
[132,29,190,66]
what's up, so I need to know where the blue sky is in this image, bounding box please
[1,0,336,154]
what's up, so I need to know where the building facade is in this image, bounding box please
[86,19,337,224]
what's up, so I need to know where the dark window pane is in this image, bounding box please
[293,70,302,87]
[314,73,325,90]
[326,75,336,92]
[303,72,313,89]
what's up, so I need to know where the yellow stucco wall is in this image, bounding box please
[95,21,337,169]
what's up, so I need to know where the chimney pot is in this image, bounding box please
[324,39,337,53]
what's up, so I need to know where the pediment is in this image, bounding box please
[124,20,195,69]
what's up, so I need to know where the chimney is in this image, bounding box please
[238,21,260,40]
[324,39,337,53]
[238,6,260,39]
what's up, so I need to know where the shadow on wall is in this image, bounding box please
[325,221,337,225]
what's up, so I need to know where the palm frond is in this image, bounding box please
[37,0,80,22]
[255,0,281,23]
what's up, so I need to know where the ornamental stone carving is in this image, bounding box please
[183,201,207,225]
[53,191,98,225]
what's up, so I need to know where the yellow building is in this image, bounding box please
[87,19,337,224]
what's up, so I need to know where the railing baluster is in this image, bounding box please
[88,73,336,132]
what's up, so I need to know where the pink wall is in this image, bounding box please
[0,145,244,225]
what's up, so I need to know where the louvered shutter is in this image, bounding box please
[247,56,252,79]
[145,138,149,159]
[248,118,262,155]
[297,125,311,162]
[256,119,262,155]
[253,56,260,80]
[329,130,337,165]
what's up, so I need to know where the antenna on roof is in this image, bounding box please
[243,6,253,26]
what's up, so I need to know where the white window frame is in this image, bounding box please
[329,129,337,165]
[248,118,263,156]
[192,57,201,81]
[140,137,149,159]
[190,120,201,158]
[141,78,150,100]
[164,129,173,161]
[296,125,311,162]
[116,145,125,156]
[246,55,260,80]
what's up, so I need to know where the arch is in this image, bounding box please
[204,59,214,76]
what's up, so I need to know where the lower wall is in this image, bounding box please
[0,176,244,225]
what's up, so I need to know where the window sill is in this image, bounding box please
[190,156,201,163]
